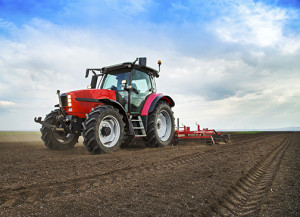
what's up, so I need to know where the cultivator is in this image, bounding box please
[174,119,230,145]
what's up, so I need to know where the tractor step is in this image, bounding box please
[131,116,146,137]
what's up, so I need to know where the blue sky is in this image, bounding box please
[0,0,299,130]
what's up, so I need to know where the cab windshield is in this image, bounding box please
[100,72,130,91]
[99,69,154,114]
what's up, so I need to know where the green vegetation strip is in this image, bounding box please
[0,131,40,135]
[230,131,263,134]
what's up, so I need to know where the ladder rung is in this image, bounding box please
[131,116,146,136]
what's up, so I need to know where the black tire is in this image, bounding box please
[206,138,213,146]
[83,105,125,154]
[40,109,79,150]
[146,101,175,147]
[143,137,151,147]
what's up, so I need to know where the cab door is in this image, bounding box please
[130,70,153,114]
[101,71,130,112]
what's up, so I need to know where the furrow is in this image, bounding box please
[206,137,290,216]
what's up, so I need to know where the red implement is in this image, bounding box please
[174,119,230,145]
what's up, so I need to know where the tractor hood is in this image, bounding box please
[61,89,116,118]
[66,89,116,100]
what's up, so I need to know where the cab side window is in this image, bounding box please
[131,70,152,94]
[150,76,156,93]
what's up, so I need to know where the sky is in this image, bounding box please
[0,0,299,131]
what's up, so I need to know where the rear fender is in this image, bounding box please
[140,94,175,132]
[141,94,175,116]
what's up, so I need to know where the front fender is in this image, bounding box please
[76,98,130,132]
[96,99,130,132]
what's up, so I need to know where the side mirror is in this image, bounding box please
[90,75,98,89]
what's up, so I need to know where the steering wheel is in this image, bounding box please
[109,85,117,91]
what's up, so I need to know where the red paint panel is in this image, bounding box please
[141,93,162,116]
[64,89,116,118]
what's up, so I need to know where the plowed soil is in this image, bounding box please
[0,132,299,216]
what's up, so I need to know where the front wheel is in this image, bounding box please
[83,105,125,154]
[146,101,175,147]
[40,110,79,150]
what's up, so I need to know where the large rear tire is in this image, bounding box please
[40,110,79,150]
[146,101,175,147]
[83,105,125,154]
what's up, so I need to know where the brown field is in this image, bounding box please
[0,132,299,216]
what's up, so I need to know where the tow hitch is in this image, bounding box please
[34,117,65,132]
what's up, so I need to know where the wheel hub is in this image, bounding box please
[156,110,171,142]
[98,115,121,148]
[101,126,111,136]
[157,121,161,129]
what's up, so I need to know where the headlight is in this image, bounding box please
[67,95,72,107]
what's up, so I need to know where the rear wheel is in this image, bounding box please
[40,110,79,150]
[146,101,175,147]
[83,105,125,154]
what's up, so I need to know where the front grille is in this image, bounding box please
[61,94,67,106]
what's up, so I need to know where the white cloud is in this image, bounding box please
[157,56,260,100]
[212,1,300,53]
[0,1,299,130]
[171,2,189,12]
[124,0,150,13]
[173,79,300,130]
[0,18,16,30]
[0,100,16,107]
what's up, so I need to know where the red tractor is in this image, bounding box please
[35,58,175,154]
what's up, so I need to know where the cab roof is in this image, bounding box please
[101,62,159,77]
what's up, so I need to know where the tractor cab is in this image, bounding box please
[87,58,158,115]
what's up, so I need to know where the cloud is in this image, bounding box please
[157,49,300,103]
[0,0,299,130]
[0,100,16,108]
[0,18,16,29]
[173,79,300,130]
[211,0,300,53]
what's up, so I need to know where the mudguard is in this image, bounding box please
[141,93,175,116]
[140,93,175,133]
[76,98,130,131]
